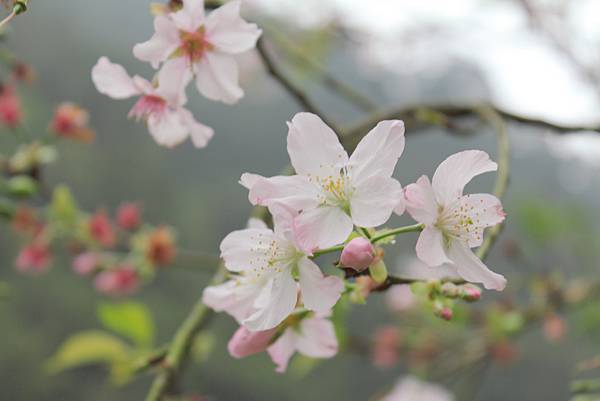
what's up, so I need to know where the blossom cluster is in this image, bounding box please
[203,111,507,372]
[91,0,261,148]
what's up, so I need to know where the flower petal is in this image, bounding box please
[447,193,506,247]
[194,52,243,104]
[133,16,180,68]
[179,108,214,148]
[147,109,189,148]
[348,120,405,185]
[91,57,140,99]
[286,112,348,178]
[350,176,403,227]
[245,174,320,211]
[447,241,507,291]
[295,316,338,358]
[205,0,262,54]
[298,258,343,313]
[404,175,438,225]
[219,228,278,272]
[293,206,354,253]
[156,58,191,107]
[202,278,259,323]
[267,328,296,373]
[416,227,452,267]
[432,150,497,205]
[171,0,205,31]
[243,273,298,331]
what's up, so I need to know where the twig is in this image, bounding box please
[475,105,510,260]
[256,37,341,132]
[0,1,27,30]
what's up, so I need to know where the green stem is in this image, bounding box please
[311,244,345,258]
[371,223,424,244]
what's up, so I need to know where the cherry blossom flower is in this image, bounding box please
[404,150,507,291]
[0,85,22,128]
[116,202,142,231]
[267,312,338,373]
[94,266,139,297]
[50,103,95,143]
[91,57,213,148]
[134,0,262,104]
[87,210,116,248]
[72,252,100,276]
[382,376,455,401]
[372,326,401,368]
[16,241,52,274]
[203,205,344,331]
[242,112,406,253]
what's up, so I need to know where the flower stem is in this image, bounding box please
[370,223,424,243]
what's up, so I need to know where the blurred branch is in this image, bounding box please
[343,103,600,148]
[257,37,341,132]
[264,24,378,113]
[476,105,510,260]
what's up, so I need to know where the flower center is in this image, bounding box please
[248,232,296,279]
[436,197,484,245]
[176,27,214,63]
[313,169,354,213]
[128,95,167,121]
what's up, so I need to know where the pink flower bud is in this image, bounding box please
[94,266,139,297]
[0,86,22,128]
[72,252,99,276]
[460,284,482,302]
[227,326,277,359]
[88,210,116,248]
[116,202,141,231]
[340,238,375,271]
[435,306,453,321]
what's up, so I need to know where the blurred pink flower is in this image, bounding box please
[372,326,401,368]
[91,57,213,148]
[72,252,100,276]
[94,266,139,297]
[16,242,52,274]
[385,285,416,313]
[116,202,141,231]
[134,0,262,104]
[50,102,95,143]
[0,85,22,128]
[404,150,507,290]
[242,112,406,253]
[267,313,338,373]
[203,205,343,331]
[88,210,116,248]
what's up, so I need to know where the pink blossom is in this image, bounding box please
[385,285,417,313]
[203,205,343,331]
[372,326,401,368]
[134,0,262,104]
[227,326,277,359]
[16,242,52,274]
[0,85,22,128]
[382,376,455,401]
[72,252,100,276]
[267,313,338,373]
[50,102,95,143]
[340,237,375,271]
[91,57,213,148]
[116,202,142,231]
[404,150,507,290]
[94,266,139,297]
[242,112,406,253]
[87,210,116,248]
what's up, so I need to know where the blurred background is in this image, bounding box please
[1,0,600,400]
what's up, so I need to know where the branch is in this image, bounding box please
[256,37,341,132]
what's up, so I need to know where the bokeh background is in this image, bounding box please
[2,0,600,400]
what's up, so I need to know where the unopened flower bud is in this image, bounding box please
[227,326,277,359]
[88,210,116,248]
[94,266,139,297]
[460,284,482,302]
[72,252,100,276]
[117,202,141,231]
[340,238,375,271]
[16,241,52,274]
[433,301,453,321]
[440,282,459,298]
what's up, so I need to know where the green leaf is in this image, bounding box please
[45,330,130,374]
[369,260,388,284]
[7,175,38,198]
[97,302,155,348]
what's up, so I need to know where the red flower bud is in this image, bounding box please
[94,266,139,297]
[116,202,141,231]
